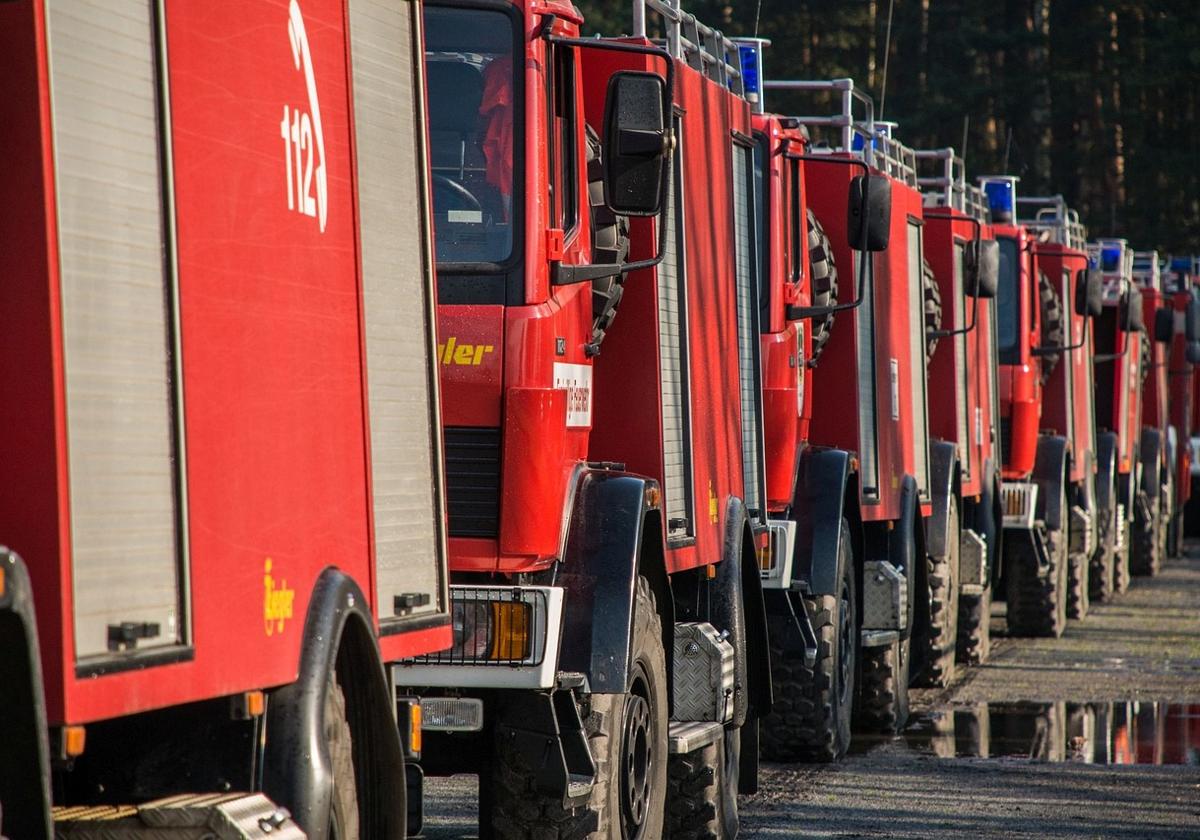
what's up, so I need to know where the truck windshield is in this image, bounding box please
[424,5,518,266]
[997,236,1021,363]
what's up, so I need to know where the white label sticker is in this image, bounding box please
[554,362,593,428]
[975,406,983,446]
[448,209,483,223]
[890,358,900,420]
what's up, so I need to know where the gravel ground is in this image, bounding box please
[421,549,1200,838]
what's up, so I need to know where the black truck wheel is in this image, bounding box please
[326,677,361,840]
[492,577,667,840]
[665,737,724,840]
[587,126,630,351]
[761,520,856,761]
[916,501,959,687]
[1131,491,1163,576]
[1114,511,1132,593]
[856,635,911,734]
[1090,494,1116,602]
[1005,517,1069,638]
[1038,272,1065,386]
[807,209,839,365]
[923,257,942,358]
[956,584,992,665]
[1067,549,1090,620]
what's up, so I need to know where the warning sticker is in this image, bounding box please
[554,362,593,428]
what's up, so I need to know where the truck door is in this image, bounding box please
[47,0,189,665]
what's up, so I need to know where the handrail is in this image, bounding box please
[1017,195,1088,251]
[1131,250,1162,293]
[633,0,746,98]
[913,146,989,221]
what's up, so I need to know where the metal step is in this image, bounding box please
[54,793,305,839]
[668,720,724,754]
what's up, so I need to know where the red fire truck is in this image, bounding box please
[742,70,947,737]
[1162,257,1200,553]
[393,2,863,835]
[1132,251,1176,576]
[0,1,450,836]
[982,177,1104,638]
[1018,196,1102,619]
[1090,238,1146,593]
[916,149,1002,668]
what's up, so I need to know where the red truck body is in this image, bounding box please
[1,0,449,833]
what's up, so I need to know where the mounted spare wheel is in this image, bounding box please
[922,257,942,358]
[1038,271,1065,385]
[587,125,631,351]
[807,208,839,364]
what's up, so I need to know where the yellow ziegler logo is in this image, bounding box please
[439,336,494,366]
[263,557,295,636]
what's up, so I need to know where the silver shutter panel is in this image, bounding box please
[47,0,184,659]
[908,222,931,498]
[349,0,447,621]
[659,142,692,537]
[855,251,880,497]
[954,242,971,479]
[731,144,763,520]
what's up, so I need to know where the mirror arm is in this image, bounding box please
[1096,278,1137,362]
[783,155,874,319]
[543,32,676,276]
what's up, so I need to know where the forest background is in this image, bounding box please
[575,1,1200,254]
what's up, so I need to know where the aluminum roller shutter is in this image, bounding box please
[731,143,765,522]
[954,241,971,480]
[659,136,694,538]
[855,252,880,498]
[47,0,186,660]
[908,221,931,499]
[349,0,447,623]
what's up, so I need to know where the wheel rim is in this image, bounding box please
[837,580,853,705]
[621,668,654,836]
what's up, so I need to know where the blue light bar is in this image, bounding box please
[1101,247,1121,272]
[739,45,760,101]
[1171,256,1192,273]
[980,178,1017,223]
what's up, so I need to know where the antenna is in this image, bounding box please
[960,115,969,169]
[1001,127,1013,174]
[878,0,895,120]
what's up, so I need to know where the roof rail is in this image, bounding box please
[633,0,746,98]
[1088,238,1133,302]
[1131,250,1162,293]
[1016,195,1088,251]
[913,146,989,222]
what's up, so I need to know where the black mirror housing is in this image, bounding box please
[1188,342,1200,365]
[847,175,891,252]
[602,71,669,217]
[966,239,999,298]
[1120,288,1146,333]
[1187,298,1200,342]
[1075,268,1103,318]
[1154,307,1175,343]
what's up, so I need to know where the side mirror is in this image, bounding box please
[1154,307,1175,343]
[1119,288,1145,333]
[1188,342,1200,365]
[966,239,999,298]
[602,71,669,216]
[1075,268,1103,317]
[1187,298,1200,341]
[847,175,891,252]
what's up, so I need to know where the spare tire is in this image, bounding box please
[807,209,839,364]
[587,126,631,351]
[923,257,942,358]
[1038,271,1065,385]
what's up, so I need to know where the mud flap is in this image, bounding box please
[493,690,596,807]
[790,448,852,596]
[926,440,958,559]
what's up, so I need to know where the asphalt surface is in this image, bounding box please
[421,548,1200,838]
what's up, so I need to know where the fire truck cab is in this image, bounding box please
[1162,257,1200,552]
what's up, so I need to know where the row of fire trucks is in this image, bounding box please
[3,0,1198,838]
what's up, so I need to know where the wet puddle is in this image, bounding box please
[871,702,1200,764]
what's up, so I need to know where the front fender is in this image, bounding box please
[926,440,959,559]
[1033,435,1069,531]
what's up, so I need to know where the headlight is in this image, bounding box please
[447,592,535,662]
